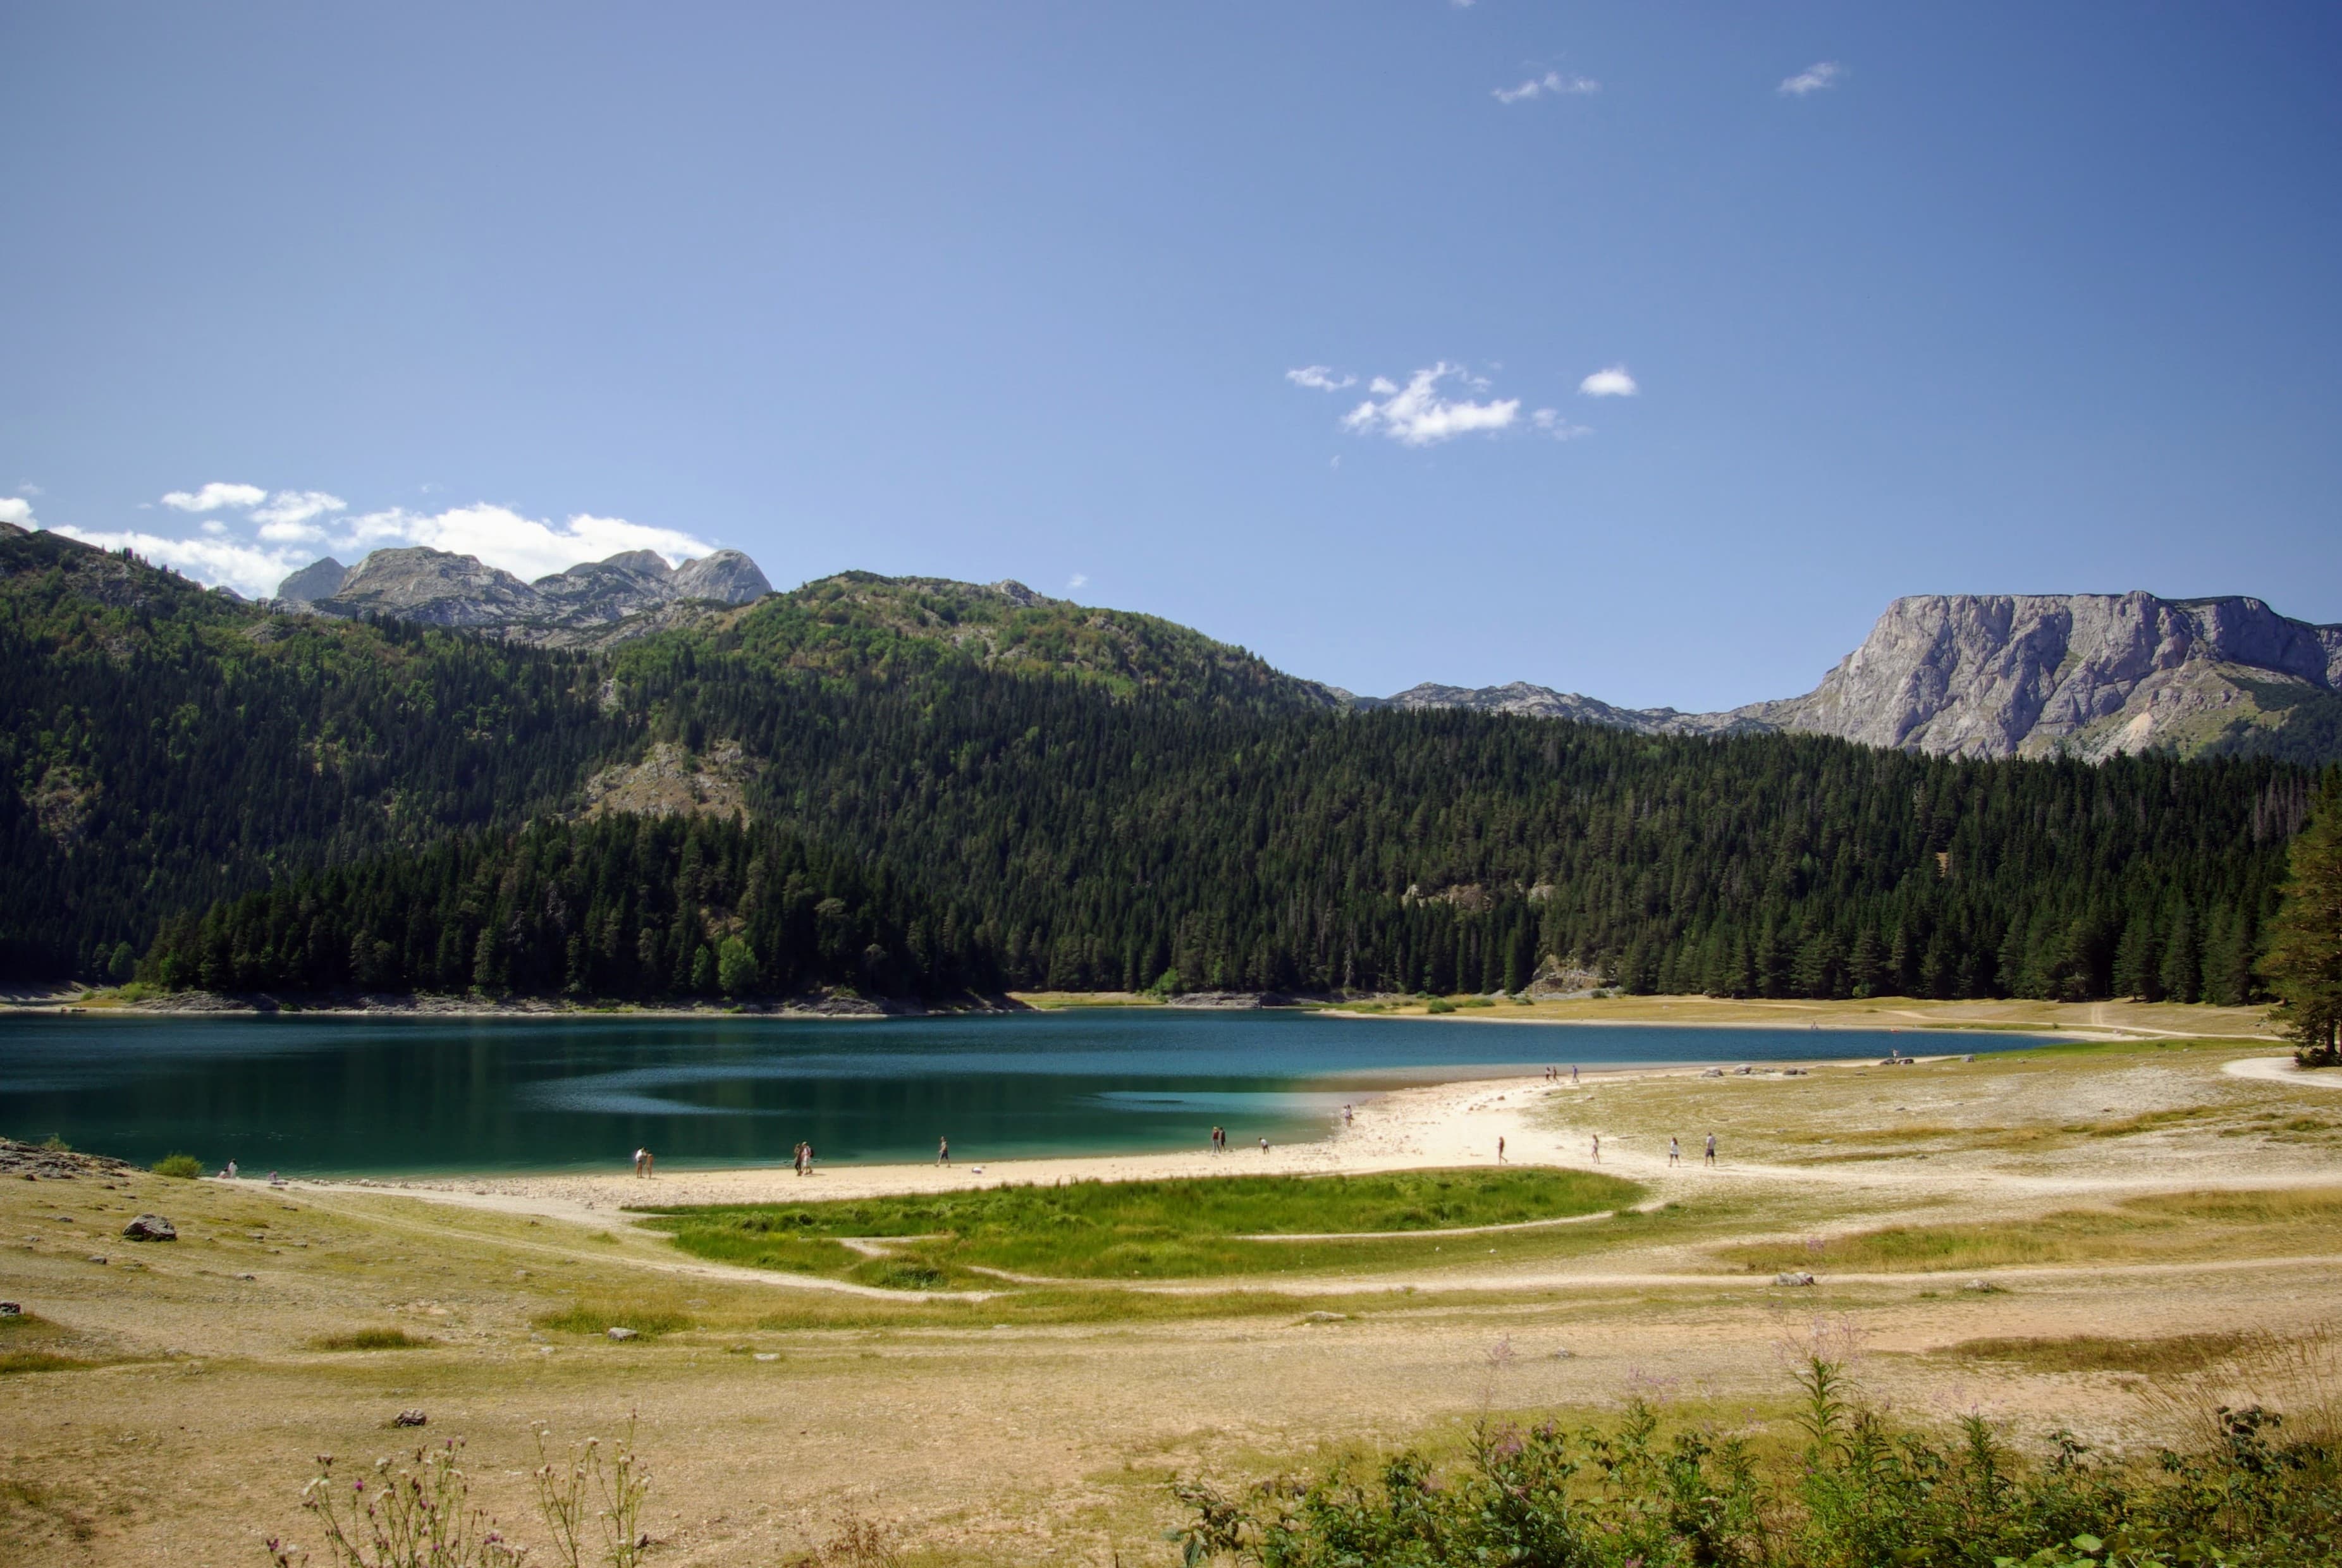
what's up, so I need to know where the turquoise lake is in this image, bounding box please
[0,1010,2036,1175]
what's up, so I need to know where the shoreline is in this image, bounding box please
[281,1044,2304,1216]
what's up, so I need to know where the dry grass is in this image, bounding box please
[1714,1186,2342,1275]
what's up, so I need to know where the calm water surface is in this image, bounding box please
[0,1010,2036,1175]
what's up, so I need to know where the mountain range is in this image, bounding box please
[275,544,772,639]
[271,541,2342,764]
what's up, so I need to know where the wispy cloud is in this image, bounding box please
[1285,365,1356,391]
[1533,409,1592,440]
[1339,364,1521,446]
[1578,365,1640,397]
[1778,61,1843,96]
[0,497,34,527]
[252,490,347,541]
[161,481,267,513]
[1066,573,1089,592]
[56,486,723,599]
[16,483,42,497]
[1493,70,1599,105]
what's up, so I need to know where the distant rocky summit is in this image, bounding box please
[277,544,772,637]
[1373,592,2342,762]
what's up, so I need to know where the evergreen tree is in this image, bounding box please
[2262,768,2342,1066]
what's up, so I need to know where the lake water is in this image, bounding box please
[0,1010,2037,1176]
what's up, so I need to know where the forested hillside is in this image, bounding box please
[3,525,2321,1004]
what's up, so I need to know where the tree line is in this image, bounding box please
[8,526,2331,1007]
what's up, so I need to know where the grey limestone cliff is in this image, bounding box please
[1741,592,2342,760]
[1374,592,2342,762]
[277,544,773,635]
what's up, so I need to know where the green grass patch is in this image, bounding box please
[533,1302,696,1338]
[309,1326,429,1351]
[1936,1332,2250,1376]
[0,1312,104,1375]
[0,1352,92,1376]
[644,1168,1643,1284]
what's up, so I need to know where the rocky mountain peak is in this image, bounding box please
[671,549,772,603]
[276,542,772,636]
[1371,590,2342,762]
[276,556,350,604]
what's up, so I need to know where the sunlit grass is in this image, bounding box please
[642,1168,1644,1285]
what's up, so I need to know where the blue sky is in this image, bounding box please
[4,4,2338,709]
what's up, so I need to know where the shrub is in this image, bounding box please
[310,1326,427,1351]
[1425,998,1456,1014]
[153,1153,203,1179]
[1170,1352,2342,1568]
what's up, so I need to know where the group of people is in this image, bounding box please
[1664,1133,1717,1167]
[1542,1065,1581,1085]
[1206,1125,1272,1155]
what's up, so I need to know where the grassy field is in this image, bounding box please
[641,1168,1645,1285]
[1714,1186,2342,1274]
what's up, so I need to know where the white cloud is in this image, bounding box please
[340,503,716,583]
[1533,408,1592,440]
[1066,573,1089,592]
[52,485,725,601]
[252,490,346,531]
[1285,365,1356,391]
[0,497,34,526]
[16,483,42,496]
[1779,61,1843,95]
[1493,71,1599,104]
[1578,365,1640,397]
[161,481,267,513]
[1339,364,1520,446]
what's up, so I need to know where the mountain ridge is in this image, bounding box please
[80,526,2342,764]
[1366,591,2342,763]
[278,543,775,632]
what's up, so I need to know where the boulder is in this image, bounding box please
[392,1409,428,1428]
[1773,1271,1817,1287]
[0,1301,20,1316]
[122,1214,176,1241]
[606,1326,639,1341]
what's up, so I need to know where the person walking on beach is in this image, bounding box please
[1211,1125,1224,1153]
[1496,1136,1505,1164]
[633,1147,647,1178]
[1260,1137,1270,1156]
[1669,1137,1681,1167]
[1342,1104,1353,1127]
[1571,1065,1579,1086]
[938,1137,950,1167]
[1590,1132,1600,1163]
[1704,1132,1717,1167]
